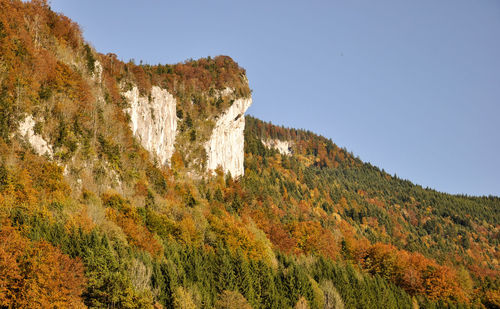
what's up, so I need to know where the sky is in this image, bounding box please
[49,0,500,197]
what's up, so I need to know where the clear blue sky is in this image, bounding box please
[49,0,500,196]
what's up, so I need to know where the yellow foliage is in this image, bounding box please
[173,287,196,309]
[209,211,274,265]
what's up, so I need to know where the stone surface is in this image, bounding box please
[18,115,53,157]
[123,86,177,166]
[205,97,252,177]
[122,84,251,177]
[262,139,293,156]
[92,60,103,83]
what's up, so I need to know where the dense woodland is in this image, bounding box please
[0,1,499,308]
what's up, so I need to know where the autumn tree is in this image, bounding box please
[216,290,252,309]
[0,223,86,308]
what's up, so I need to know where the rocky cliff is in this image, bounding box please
[3,0,252,183]
[122,85,252,177]
[205,97,252,177]
[123,86,177,166]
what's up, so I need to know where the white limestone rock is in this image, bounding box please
[217,87,234,98]
[92,60,103,83]
[123,86,177,166]
[262,139,293,156]
[205,97,252,177]
[18,115,53,158]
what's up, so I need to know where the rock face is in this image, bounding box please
[205,97,252,177]
[123,86,177,166]
[262,139,293,156]
[18,115,53,158]
[123,84,251,177]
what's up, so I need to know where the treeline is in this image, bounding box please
[246,116,359,168]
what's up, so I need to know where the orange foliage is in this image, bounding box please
[0,152,70,212]
[0,224,26,306]
[47,11,81,49]
[209,211,270,263]
[130,65,152,95]
[0,223,86,307]
[288,221,338,259]
[0,0,88,119]
[65,205,95,233]
[484,288,500,308]
[21,154,70,201]
[359,242,468,303]
[268,223,297,254]
[102,192,162,256]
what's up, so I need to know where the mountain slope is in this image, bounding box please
[0,1,498,308]
[244,117,499,303]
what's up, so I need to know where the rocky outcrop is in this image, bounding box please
[122,85,251,177]
[262,139,293,156]
[92,60,103,83]
[123,86,177,166]
[205,97,252,177]
[18,115,53,158]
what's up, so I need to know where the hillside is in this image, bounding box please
[0,1,498,308]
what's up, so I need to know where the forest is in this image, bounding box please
[0,0,499,308]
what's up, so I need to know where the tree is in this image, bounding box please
[321,280,344,309]
[216,290,252,309]
[295,296,310,309]
[173,287,196,309]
